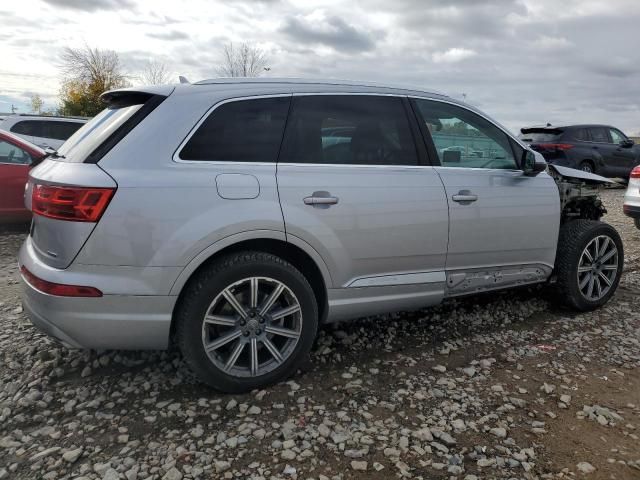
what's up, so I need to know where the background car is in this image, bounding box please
[518,124,640,178]
[623,165,640,229]
[0,130,46,223]
[0,115,87,150]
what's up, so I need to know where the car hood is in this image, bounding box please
[548,164,618,185]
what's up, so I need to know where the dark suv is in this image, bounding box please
[519,124,640,178]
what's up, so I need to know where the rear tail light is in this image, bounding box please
[630,166,640,179]
[20,266,103,297]
[32,184,115,222]
[535,143,574,151]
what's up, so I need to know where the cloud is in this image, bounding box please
[147,30,189,41]
[280,13,379,52]
[432,47,477,63]
[40,0,134,11]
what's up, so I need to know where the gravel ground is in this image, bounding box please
[0,188,638,480]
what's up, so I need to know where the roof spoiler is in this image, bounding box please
[100,85,175,107]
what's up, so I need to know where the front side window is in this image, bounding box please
[609,128,627,144]
[413,99,518,170]
[280,95,418,166]
[179,97,290,162]
[0,140,32,165]
[589,127,608,143]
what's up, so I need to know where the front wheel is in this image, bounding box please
[554,220,623,311]
[176,252,318,393]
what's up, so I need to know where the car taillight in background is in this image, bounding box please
[630,166,640,179]
[32,184,115,222]
[20,266,103,297]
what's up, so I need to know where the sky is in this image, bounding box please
[1,0,640,135]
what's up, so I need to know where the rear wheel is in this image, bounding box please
[579,161,595,174]
[554,220,623,311]
[176,251,318,393]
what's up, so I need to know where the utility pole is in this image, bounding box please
[11,104,18,114]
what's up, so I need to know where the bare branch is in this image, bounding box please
[216,42,269,78]
[140,59,171,85]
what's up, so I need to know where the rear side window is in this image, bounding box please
[179,97,290,162]
[280,95,418,166]
[589,127,608,143]
[48,121,84,141]
[572,128,590,141]
[10,120,46,137]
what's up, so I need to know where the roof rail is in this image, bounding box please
[193,77,447,96]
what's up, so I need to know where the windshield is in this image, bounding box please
[56,104,142,162]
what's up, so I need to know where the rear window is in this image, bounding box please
[518,130,562,143]
[56,106,143,162]
[179,97,290,162]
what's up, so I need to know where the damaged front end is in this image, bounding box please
[547,164,617,223]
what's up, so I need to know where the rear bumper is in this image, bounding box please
[19,238,177,350]
[623,204,640,219]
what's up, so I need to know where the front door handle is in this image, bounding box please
[304,195,339,206]
[452,190,478,204]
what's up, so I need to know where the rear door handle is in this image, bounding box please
[304,195,339,205]
[452,190,478,204]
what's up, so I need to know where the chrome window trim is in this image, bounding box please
[173,91,526,169]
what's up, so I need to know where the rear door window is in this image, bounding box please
[280,95,418,166]
[589,127,609,143]
[179,97,290,162]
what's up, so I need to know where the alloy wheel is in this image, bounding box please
[201,277,302,377]
[576,235,618,301]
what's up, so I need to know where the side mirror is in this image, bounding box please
[621,139,634,148]
[442,150,462,163]
[522,150,546,176]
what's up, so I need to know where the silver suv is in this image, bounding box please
[1,115,86,150]
[19,79,623,392]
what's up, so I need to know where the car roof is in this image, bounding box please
[0,129,46,157]
[1,115,88,123]
[522,124,616,130]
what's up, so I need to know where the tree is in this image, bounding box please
[59,45,128,117]
[30,94,44,114]
[217,42,269,78]
[140,59,171,85]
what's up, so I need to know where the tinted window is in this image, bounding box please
[11,120,45,137]
[589,127,608,143]
[180,97,290,162]
[518,132,561,143]
[280,96,418,166]
[48,121,84,141]
[414,99,517,169]
[573,128,590,141]
[0,140,32,165]
[609,128,626,144]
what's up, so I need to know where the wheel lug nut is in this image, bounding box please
[240,320,246,326]
[256,329,262,335]
[259,318,265,323]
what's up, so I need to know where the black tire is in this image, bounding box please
[579,161,595,174]
[176,251,318,393]
[635,218,640,230]
[554,220,623,311]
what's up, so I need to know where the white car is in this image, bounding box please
[0,115,86,150]
[623,165,640,229]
